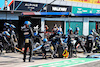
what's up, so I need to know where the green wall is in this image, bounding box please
[89,22,96,33]
[72,6,100,14]
[66,22,83,35]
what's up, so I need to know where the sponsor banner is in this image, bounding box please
[93,0,100,4]
[92,9,100,13]
[10,1,47,12]
[72,6,92,14]
[0,0,13,10]
[47,5,71,12]
[72,6,100,14]
[65,0,100,5]
[10,1,71,12]
[72,0,93,3]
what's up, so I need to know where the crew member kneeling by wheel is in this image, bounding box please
[41,38,48,59]
[21,21,34,62]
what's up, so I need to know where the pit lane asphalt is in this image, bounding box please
[0,52,100,67]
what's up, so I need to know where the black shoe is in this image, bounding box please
[23,58,25,62]
[45,56,47,59]
[29,59,31,62]
[23,60,25,62]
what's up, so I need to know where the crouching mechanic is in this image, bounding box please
[21,21,34,62]
[2,31,11,53]
[9,24,18,53]
[41,38,48,59]
[41,38,54,59]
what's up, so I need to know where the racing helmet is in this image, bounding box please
[34,32,38,36]
[57,31,62,36]
[3,31,10,37]
[68,27,72,31]
[4,23,10,26]
[90,32,93,35]
[24,21,31,27]
[9,24,16,28]
[43,38,48,42]
[96,37,99,40]
[24,21,31,25]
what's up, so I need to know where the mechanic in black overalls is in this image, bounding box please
[50,32,61,58]
[3,23,11,53]
[8,24,18,53]
[21,21,34,62]
[2,31,11,53]
[67,28,75,58]
[49,24,58,57]
[74,27,86,54]
[86,32,94,53]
